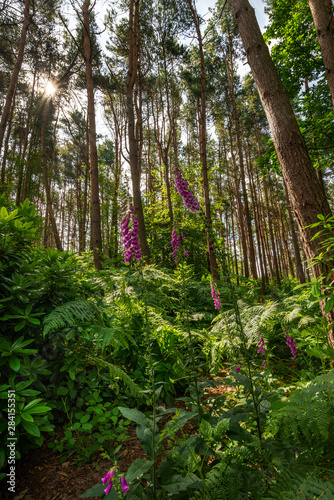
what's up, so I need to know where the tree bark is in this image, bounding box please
[263,176,281,285]
[1,86,16,192]
[228,116,249,277]
[0,0,31,155]
[283,178,306,283]
[127,0,150,263]
[275,175,294,277]
[228,0,333,339]
[82,0,102,269]
[223,39,257,279]
[41,101,63,251]
[245,139,266,294]
[308,0,334,110]
[186,0,219,279]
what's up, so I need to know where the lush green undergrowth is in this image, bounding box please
[1,199,334,499]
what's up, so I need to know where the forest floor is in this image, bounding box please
[2,373,233,500]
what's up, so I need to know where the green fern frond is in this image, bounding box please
[298,315,316,328]
[43,300,97,336]
[88,355,139,396]
[148,309,185,337]
[198,444,266,499]
[264,466,334,499]
[283,306,302,324]
[92,325,134,352]
[270,371,334,448]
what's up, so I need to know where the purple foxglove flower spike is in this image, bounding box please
[122,206,141,263]
[257,332,266,366]
[121,476,129,494]
[174,166,200,212]
[285,332,297,357]
[171,227,180,263]
[210,281,222,310]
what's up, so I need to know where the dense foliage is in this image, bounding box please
[1,200,334,498]
[1,0,334,498]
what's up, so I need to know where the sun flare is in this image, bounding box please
[45,80,56,96]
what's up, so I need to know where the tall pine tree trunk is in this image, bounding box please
[1,87,16,192]
[283,178,306,283]
[228,117,249,277]
[308,0,334,110]
[228,0,333,340]
[187,0,219,279]
[0,0,31,154]
[127,0,150,262]
[82,0,102,269]
[41,101,63,251]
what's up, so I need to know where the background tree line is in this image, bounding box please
[1,0,334,307]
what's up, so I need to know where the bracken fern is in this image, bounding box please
[43,300,98,335]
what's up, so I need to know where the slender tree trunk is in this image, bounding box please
[228,117,249,277]
[18,70,36,202]
[245,140,266,294]
[82,0,102,269]
[0,0,31,154]
[283,178,306,283]
[1,87,16,192]
[224,41,257,279]
[127,0,150,262]
[187,0,219,279]
[41,101,63,251]
[81,157,89,252]
[263,176,281,285]
[308,0,334,110]
[226,145,240,285]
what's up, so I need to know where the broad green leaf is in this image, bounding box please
[162,473,203,493]
[14,321,26,332]
[125,459,154,483]
[27,405,51,414]
[199,419,212,440]
[57,386,68,396]
[69,366,76,381]
[136,425,154,458]
[24,398,42,411]
[0,206,8,217]
[16,380,34,391]
[28,318,40,325]
[214,418,230,438]
[325,297,334,313]
[21,420,40,437]
[0,338,11,350]
[9,356,20,372]
[21,412,34,422]
[118,407,148,426]
[80,483,106,498]
[82,423,92,431]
